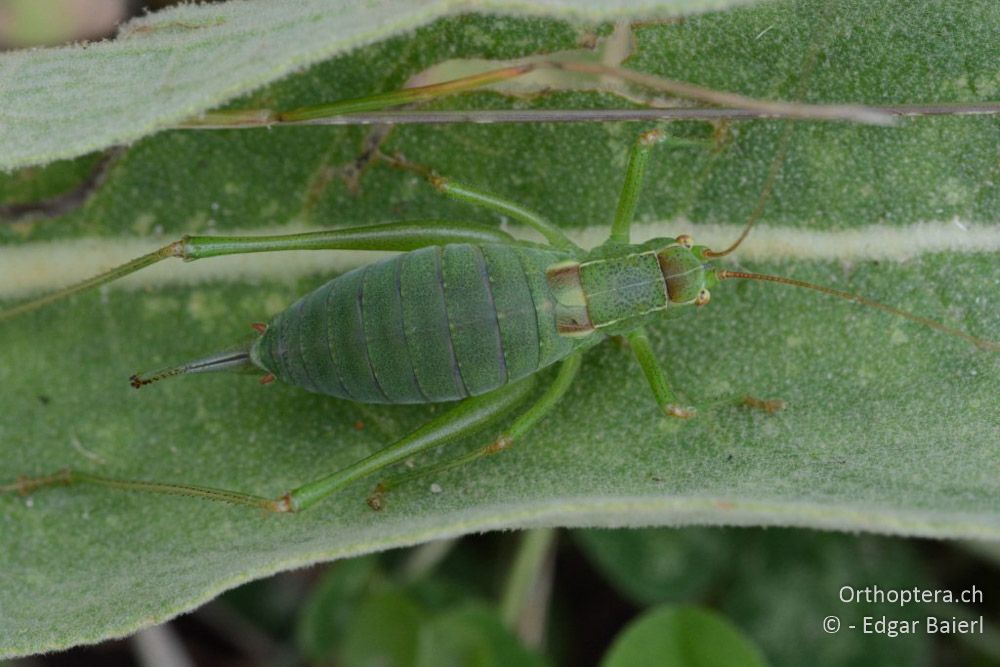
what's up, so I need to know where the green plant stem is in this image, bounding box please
[500,528,558,648]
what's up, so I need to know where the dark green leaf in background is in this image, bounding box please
[294,550,546,667]
[574,528,732,605]
[416,604,549,667]
[576,528,932,666]
[340,589,424,667]
[600,605,769,667]
[296,555,379,662]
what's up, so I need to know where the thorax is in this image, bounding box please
[546,239,699,337]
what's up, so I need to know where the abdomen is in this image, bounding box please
[251,244,582,404]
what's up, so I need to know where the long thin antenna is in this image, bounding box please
[703,128,793,259]
[716,270,999,352]
[704,26,827,261]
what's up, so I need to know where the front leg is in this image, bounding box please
[626,327,694,419]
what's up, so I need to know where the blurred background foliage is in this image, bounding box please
[1,1,997,665]
[10,527,995,665]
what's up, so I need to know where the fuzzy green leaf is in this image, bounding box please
[0,0,753,171]
[1,0,999,658]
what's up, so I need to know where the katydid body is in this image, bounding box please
[2,130,996,514]
[248,238,706,404]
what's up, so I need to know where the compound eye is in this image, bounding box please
[676,234,694,248]
[695,288,711,306]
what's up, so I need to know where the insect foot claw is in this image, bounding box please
[15,475,34,496]
[741,395,787,414]
[271,493,296,513]
[1,469,71,496]
[664,404,696,419]
[484,435,513,455]
[367,483,386,512]
[0,475,31,496]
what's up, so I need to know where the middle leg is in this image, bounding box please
[381,152,579,251]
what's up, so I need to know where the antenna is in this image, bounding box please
[716,270,999,352]
[703,131,793,259]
